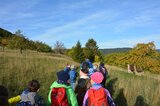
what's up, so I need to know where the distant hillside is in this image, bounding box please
[100,48,160,54]
[99,48,132,55]
[0,27,13,38]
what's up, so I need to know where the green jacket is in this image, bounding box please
[48,81,78,106]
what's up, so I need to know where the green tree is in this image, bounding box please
[72,41,85,63]
[35,41,52,52]
[7,30,28,53]
[84,38,99,62]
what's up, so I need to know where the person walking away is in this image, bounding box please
[99,62,108,87]
[48,70,78,106]
[83,72,115,106]
[17,80,45,106]
[75,68,91,106]
[69,65,78,90]
[0,85,9,106]
[64,64,71,73]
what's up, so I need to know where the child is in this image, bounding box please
[0,85,9,106]
[75,68,91,106]
[48,70,78,106]
[99,62,108,87]
[69,65,78,90]
[17,80,44,106]
[83,72,115,106]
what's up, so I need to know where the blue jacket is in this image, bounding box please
[69,70,77,83]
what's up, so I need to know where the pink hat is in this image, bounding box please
[90,72,104,84]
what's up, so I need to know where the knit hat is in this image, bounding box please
[57,70,69,82]
[90,72,104,84]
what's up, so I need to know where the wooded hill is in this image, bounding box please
[0,28,52,53]
[100,48,160,55]
[99,48,132,55]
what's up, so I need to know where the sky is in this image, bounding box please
[0,0,160,49]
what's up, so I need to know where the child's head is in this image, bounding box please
[71,65,76,70]
[28,80,40,92]
[57,70,69,83]
[100,62,105,67]
[0,85,9,106]
[90,72,104,85]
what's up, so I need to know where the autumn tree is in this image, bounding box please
[7,30,29,53]
[0,38,8,51]
[104,42,160,74]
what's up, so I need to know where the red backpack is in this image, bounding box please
[51,87,69,106]
[88,87,109,106]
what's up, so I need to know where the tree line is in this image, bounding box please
[0,28,52,53]
[0,28,103,63]
[66,39,103,63]
[1,28,160,73]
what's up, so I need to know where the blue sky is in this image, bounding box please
[0,0,160,49]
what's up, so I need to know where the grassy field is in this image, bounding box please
[106,65,160,106]
[0,50,79,105]
[0,50,160,106]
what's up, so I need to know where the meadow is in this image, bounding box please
[0,50,160,106]
[0,50,79,105]
[106,65,160,106]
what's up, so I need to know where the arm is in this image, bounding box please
[67,88,78,106]
[48,87,52,104]
[105,89,115,106]
[83,90,89,106]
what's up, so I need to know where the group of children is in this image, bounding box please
[48,59,115,106]
[0,59,115,106]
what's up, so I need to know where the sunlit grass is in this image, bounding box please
[106,65,160,106]
[0,50,79,105]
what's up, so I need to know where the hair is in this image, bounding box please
[81,61,89,69]
[0,85,9,106]
[100,62,105,67]
[81,68,89,74]
[28,80,40,92]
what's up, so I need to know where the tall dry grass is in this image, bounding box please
[0,50,79,105]
[106,65,160,106]
[1,50,160,106]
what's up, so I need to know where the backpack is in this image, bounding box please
[34,94,45,106]
[88,88,109,106]
[51,87,69,106]
[17,94,44,106]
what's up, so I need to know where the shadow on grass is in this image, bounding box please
[114,88,128,106]
[106,78,128,106]
[106,77,118,97]
[134,95,149,106]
